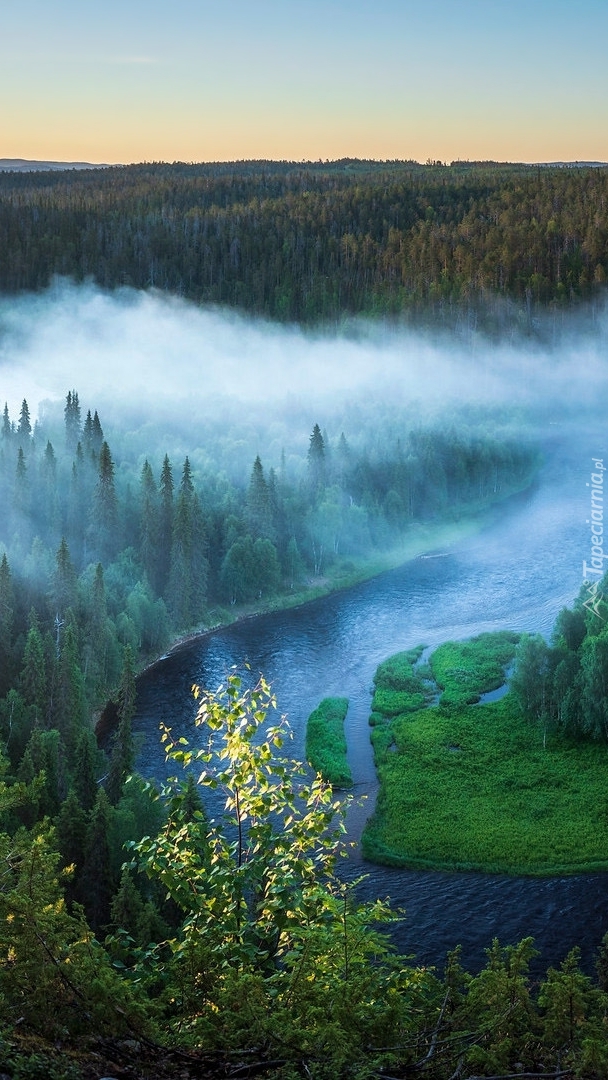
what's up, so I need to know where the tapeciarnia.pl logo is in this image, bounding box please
[582,457,606,618]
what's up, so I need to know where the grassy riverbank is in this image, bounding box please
[306,697,352,788]
[363,633,608,875]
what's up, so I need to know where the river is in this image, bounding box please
[133,436,608,977]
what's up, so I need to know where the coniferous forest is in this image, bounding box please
[0,159,607,330]
[0,159,608,1077]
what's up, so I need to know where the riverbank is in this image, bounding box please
[306,696,352,787]
[143,478,538,677]
[363,634,608,876]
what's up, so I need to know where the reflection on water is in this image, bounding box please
[134,450,608,975]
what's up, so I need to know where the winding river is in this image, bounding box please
[133,437,608,976]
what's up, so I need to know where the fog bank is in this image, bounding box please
[0,281,607,440]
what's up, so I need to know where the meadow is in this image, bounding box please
[363,633,608,874]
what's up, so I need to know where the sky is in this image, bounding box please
[2,0,607,165]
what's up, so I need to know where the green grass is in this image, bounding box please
[306,697,353,788]
[430,631,519,708]
[363,635,608,875]
[371,645,433,716]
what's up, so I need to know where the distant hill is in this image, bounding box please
[0,157,607,328]
[0,158,112,172]
[1,157,606,173]
[539,160,608,168]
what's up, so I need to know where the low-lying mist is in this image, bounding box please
[1,280,607,471]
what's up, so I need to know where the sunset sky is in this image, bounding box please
[2,0,607,165]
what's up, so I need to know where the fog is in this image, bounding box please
[1,280,608,453]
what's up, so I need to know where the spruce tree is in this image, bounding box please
[51,537,78,623]
[158,454,174,595]
[82,408,94,454]
[106,645,136,805]
[66,446,89,566]
[307,422,326,500]
[55,787,89,904]
[13,445,29,523]
[1,402,11,443]
[82,562,111,697]
[246,455,273,539]
[91,409,104,454]
[20,616,47,722]
[17,398,32,443]
[167,457,207,627]
[52,616,86,755]
[64,389,82,452]
[91,440,119,562]
[0,554,15,696]
[139,459,159,587]
[73,728,100,813]
[80,787,114,932]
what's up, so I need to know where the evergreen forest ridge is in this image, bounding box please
[1,158,608,331]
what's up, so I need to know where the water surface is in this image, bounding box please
[134,445,608,974]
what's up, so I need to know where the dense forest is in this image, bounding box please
[0,159,607,328]
[1,156,608,1076]
[0,387,536,911]
[0,381,550,1078]
[511,580,608,744]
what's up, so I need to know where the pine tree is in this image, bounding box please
[20,616,47,722]
[82,408,94,454]
[55,787,89,904]
[17,398,32,443]
[13,445,29,523]
[64,389,82,452]
[91,409,104,454]
[91,440,119,562]
[0,554,15,696]
[106,645,136,805]
[82,562,112,697]
[80,787,114,932]
[157,454,174,595]
[246,455,273,539]
[139,459,159,587]
[51,616,86,754]
[1,402,11,443]
[167,458,207,627]
[73,728,100,813]
[51,537,78,624]
[308,422,326,500]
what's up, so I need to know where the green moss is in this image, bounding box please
[306,697,352,788]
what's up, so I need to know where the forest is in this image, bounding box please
[0,159,607,330]
[0,383,553,1078]
[1,155,608,1076]
[0,388,536,905]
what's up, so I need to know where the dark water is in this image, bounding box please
[134,444,608,976]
